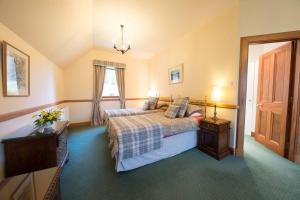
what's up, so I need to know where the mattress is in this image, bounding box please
[116,130,198,172]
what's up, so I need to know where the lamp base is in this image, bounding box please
[211,104,218,121]
[211,116,219,121]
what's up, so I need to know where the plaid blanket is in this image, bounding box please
[108,114,164,160]
[103,108,162,125]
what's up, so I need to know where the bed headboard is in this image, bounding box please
[158,96,208,118]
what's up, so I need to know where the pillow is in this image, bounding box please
[148,97,159,110]
[142,101,150,110]
[164,105,181,119]
[190,112,202,117]
[193,116,203,125]
[185,104,203,117]
[156,101,170,109]
[172,97,189,118]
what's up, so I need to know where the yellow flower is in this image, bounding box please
[41,110,47,116]
[32,114,36,118]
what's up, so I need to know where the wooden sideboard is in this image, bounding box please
[2,121,69,177]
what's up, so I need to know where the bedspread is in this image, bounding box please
[107,112,198,160]
[108,115,164,160]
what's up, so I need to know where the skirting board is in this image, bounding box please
[69,121,91,128]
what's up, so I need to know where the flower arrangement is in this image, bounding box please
[32,109,63,128]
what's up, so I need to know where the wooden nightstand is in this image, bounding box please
[198,118,231,160]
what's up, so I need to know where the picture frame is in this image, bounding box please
[2,41,30,97]
[168,64,183,84]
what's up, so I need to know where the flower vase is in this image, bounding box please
[38,122,54,133]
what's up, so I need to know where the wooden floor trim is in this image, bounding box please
[229,147,235,155]
[0,97,238,123]
[63,97,148,103]
[0,100,65,122]
[69,121,91,128]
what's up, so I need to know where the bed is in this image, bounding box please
[102,108,164,125]
[102,99,170,124]
[107,112,201,172]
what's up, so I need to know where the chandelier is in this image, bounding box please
[113,25,131,54]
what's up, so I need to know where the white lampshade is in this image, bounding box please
[211,86,222,102]
[148,89,158,97]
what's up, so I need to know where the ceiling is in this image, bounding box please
[0,0,237,67]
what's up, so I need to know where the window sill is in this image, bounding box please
[101,96,120,101]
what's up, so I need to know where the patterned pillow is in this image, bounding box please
[142,101,150,110]
[156,101,170,109]
[164,105,181,119]
[185,104,203,117]
[173,97,189,118]
[148,97,159,110]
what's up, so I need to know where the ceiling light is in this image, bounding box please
[113,25,131,54]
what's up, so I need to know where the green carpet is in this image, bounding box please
[61,126,300,200]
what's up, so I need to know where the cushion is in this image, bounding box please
[156,101,170,109]
[164,105,181,119]
[185,104,203,117]
[148,97,159,110]
[142,101,150,110]
[172,97,189,118]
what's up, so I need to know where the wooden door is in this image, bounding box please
[255,42,292,156]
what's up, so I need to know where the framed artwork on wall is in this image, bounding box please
[2,41,30,97]
[168,64,183,84]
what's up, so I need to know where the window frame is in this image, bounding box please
[102,67,120,98]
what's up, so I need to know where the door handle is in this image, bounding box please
[257,103,262,106]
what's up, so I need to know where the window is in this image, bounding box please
[102,68,119,97]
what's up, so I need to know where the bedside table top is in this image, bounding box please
[201,118,230,125]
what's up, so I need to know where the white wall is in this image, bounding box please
[240,0,300,36]
[148,6,239,147]
[0,23,67,179]
[63,48,149,123]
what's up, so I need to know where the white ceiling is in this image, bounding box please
[0,0,237,67]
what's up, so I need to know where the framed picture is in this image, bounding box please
[2,41,30,96]
[168,64,183,84]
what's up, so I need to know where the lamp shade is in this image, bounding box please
[148,89,157,97]
[211,86,222,102]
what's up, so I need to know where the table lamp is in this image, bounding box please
[211,86,221,121]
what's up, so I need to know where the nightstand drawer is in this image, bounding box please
[200,122,218,132]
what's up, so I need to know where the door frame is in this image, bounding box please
[236,30,300,161]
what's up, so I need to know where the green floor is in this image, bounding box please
[61,126,300,200]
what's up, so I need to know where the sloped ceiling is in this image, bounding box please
[0,0,237,67]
